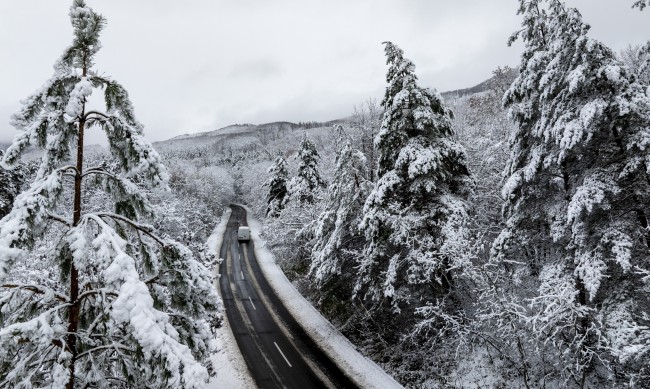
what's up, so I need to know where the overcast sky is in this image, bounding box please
[0,0,647,145]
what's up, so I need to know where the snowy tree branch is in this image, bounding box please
[94,212,165,245]
[47,212,72,227]
[0,283,68,302]
[83,110,110,120]
[81,166,116,179]
[75,343,134,360]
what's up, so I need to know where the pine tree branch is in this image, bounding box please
[77,288,119,302]
[1,283,68,302]
[76,343,134,360]
[94,212,165,246]
[47,212,72,227]
[81,166,116,179]
[59,165,79,174]
[83,110,110,120]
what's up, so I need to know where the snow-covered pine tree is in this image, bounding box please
[494,0,650,385]
[0,1,219,388]
[0,150,26,219]
[357,42,472,311]
[309,126,371,304]
[265,155,289,217]
[288,133,325,204]
[633,0,649,10]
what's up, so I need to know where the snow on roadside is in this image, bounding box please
[205,208,256,389]
[241,205,403,389]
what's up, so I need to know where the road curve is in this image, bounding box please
[218,205,359,389]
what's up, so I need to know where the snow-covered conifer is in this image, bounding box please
[288,133,325,204]
[357,42,472,310]
[633,0,649,10]
[495,0,650,384]
[0,150,26,219]
[309,126,371,290]
[265,155,289,217]
[0,2,219,388]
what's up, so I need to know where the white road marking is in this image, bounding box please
[248,297,256,310]
[274,341,292,367]
[241,270,245,279]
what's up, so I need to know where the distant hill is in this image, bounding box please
[155,77,493,148]
[441,79,491,99]
[153,119,349,153]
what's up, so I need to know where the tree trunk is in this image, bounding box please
[66,68,86,389]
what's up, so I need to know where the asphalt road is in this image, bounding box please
[218,205,358,389]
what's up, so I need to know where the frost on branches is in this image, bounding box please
[0,1,220,388]
[494,0,650,385]
[357,42,472,311]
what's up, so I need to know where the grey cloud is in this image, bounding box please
[0,0,647,145]
[228,59,285,79]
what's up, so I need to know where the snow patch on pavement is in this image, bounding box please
[205,208,256,389]
[241,205,403,389]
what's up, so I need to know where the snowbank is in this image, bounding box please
[206,208,256,389]
[205,207,231,260]
[241,205,403,389]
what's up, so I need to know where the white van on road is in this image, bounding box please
[237,226,250,241]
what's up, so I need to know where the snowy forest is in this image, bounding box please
[1,0,650,388]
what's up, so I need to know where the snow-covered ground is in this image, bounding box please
[205,208,256,389]
[242,205,403,389]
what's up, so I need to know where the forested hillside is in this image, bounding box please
[241,3,650,388]
[0,0,649,388]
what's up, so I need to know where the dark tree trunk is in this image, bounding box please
[66,65,87,389]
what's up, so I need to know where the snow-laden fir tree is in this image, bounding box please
[265,155,289,217]
[357,42,472,311]
[0,150,26,219]
[288,133,325,204]
[0,1,219,388]
[493,0,650,385]
[308,126,371,304]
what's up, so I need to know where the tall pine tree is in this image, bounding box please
[0,2,219,388]
[357,42,472,311]
[265,155,289,217]
[288,133,325,204]
[309,126,371,304]
[493,0,650,385]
